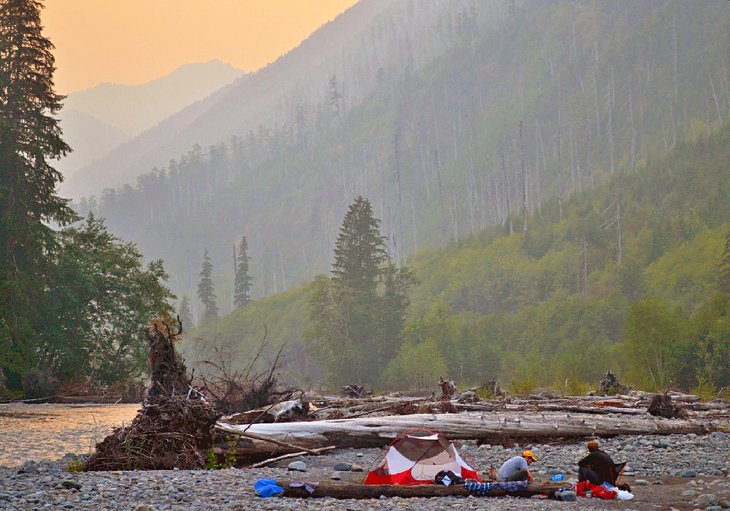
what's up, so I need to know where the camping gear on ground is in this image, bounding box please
[363,430,480,485]
[434,469,464,486]
[576,480,630,500]
[464,480,528,495]
[254,478,284,498]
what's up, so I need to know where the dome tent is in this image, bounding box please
[364,430,481,485]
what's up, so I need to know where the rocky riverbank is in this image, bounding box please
[2,432,729,510]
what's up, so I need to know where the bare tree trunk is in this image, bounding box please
[499,143,513,235]
[434,148,448,241]
[519,121,528,232]
[628,77,637,171]
[582,238,588,297]
[616,201,622,266]
[710,73,723,128]
[410,192,418,253]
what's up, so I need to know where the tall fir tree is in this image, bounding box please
[307,196,413,386]
[233,236,253,308]
[178,295,193,330]
[197,249,218,322]
[0,0,77,371]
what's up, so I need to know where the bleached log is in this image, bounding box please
[279,480,565,499]
[217,411,717,456]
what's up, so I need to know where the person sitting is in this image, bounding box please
[578,440,620,485]
[497,450,537,481]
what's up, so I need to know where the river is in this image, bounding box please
[0,403,139,467]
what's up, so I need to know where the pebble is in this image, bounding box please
[0,425,729,510]
[697,494,719,507]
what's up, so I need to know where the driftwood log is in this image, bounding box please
[217,411,717,457]
[279,481,565,499]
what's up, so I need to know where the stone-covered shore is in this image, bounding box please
[1,433,729,511]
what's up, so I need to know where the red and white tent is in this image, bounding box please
[364,430,481,485]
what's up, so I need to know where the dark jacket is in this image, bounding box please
[578,449,614,484]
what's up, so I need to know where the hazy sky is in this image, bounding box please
[42,0,358,94]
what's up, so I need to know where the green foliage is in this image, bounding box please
[178,295,193,331]
[223,443,237,469]
[65,456,86,473]
[198,249,218,323]
[508,376,539,396]
[621,297,686,391]
[233,236,253,308]
[692,376,718,402]
[719,231,730,297]
[0,5,174,391]
[205,449,218,470]
[382,340,448,390]
[205,443,237,470]
[306,197,414,386]
[46,215,175,384]
[0,0,77,376]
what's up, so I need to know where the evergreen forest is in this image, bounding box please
[1,0,729,398]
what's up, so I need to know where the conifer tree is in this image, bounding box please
[178,295,193,330]
[0,0,77,369]
[197,249,218,322]
[233,236,253,308]
[307,196,413,386]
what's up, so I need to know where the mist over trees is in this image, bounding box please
[194,126,730,394]
[76,1,729,321]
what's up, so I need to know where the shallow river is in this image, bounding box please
[0,403,139,467]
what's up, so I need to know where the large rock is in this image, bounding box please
[287,461,307,472]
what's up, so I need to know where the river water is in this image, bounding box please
[0,403,139,467]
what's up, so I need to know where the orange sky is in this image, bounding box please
[42,0,358,94]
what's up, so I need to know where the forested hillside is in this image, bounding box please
[57,60,243,181]
[185,126,730,394]
[78,0,729,323]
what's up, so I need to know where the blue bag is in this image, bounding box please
[254,478,284,498]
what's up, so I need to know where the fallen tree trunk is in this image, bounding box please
[279,481,565,499]
[217,411,717,457]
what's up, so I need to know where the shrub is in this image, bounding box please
[21,369,60,399]
[508,376,538,396]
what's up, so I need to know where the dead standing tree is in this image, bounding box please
[147,320,191,398]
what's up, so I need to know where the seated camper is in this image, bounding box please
[578,440,625,486]
[497,450,536,481]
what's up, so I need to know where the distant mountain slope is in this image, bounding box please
[56,110,128,180]
[63,60,243,137]
[62,0,398,198]
[57,60,243,182]
[82,0,729,316]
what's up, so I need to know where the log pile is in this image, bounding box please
[214,390,729,463]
